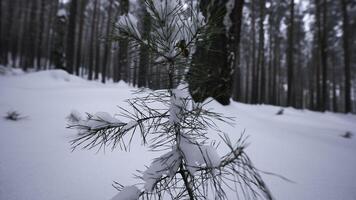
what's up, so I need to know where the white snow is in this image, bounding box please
[1,70,356,200]
[0,65,24,76]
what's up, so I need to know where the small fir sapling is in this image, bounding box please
[4,110,27,121]
[67,1,273,199]
[341,131,353,139]
[276,108,284,115]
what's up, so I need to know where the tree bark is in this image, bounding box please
[341,0,351,113]
[287,0,295,107]
[117,0,129,82]
[66,0,78,74]
[36,0,46,69]
[88,0,98,80]
[251,1,257,104]
[94,6,102,80]
[75,0,87,76]
[231,0,245,101]
[257,0,265,104]
[138,0,151,88]
[189,0,230,105]
[102,0,113,83]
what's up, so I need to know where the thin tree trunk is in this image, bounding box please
[117,0,129,82]
[341,0,351,113]
[66,0,78,74]
[36,0,46,69]
[138,0,151,88]
[251,1,257,104]
[331,54,338,112]
[75,0,87,75]
[245,50,250,103]
[321,0,328,111]
[256,0,265,103]
[0,0,5,65]
[287,0,294,107]
[102,0,113,83]
[88,0,98,80]
[21,0,37,71]
[231,0,245,102]
[94,7,101,80]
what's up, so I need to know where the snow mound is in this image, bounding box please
[0,65,24,76]
[22,70,82,83]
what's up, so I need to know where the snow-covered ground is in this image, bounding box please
[1,70,356,200]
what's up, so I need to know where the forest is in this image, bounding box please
[1,1,356,200]
[0,0,355,113]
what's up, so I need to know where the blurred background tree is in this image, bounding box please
[0,0,355,113]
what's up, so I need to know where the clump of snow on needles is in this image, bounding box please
[141,137,221,192]
[142,149,181,192]
[169,88,186,124]
[169,84,191,124]
[179,134,220,174]
[68,111,124,130]
[111,185,141,200]
[118,13,141,39]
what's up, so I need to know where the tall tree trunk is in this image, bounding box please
[308,60,315,109]
[36,0,46,69]
[66,0,78,74]
[267,25,273,104]
[138,0,151,88]
[102,0,113,83]
[287,0,294,107]
[0,0,5,65]
[8,0,18,67]
[117,0,129,82]
[315,0,322,110]
[231,0,245,101]
[251,1,257,104]
[331,54,338,112]
[256,0,265,104]
[341,0,351,113]
[52,10,66,70]
[315,0,329,111]
[88,0,98,80]
[22,0,37,71]
[245,53,250,103]
[321,0,328,111]
[271,32,280,105]
[94,6,101,80]
[75,0,87,76]
[189,0,230,105]
[45,0,59,69]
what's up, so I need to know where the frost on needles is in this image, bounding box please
[67,0,273,199]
